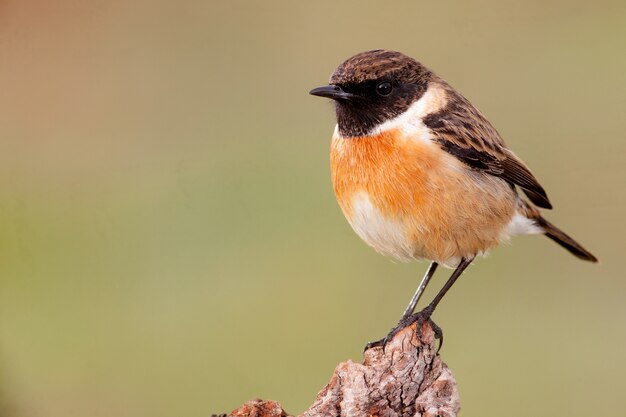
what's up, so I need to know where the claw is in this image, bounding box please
[363,320,412,352]
[364,309,428,352]
[364,306,444,353]
[364,336,388,352]
[416,305,444,353]
[428,318,444,353]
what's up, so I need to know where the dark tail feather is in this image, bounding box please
[535,217,598,262]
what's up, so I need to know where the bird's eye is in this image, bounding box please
[376,81,392,96]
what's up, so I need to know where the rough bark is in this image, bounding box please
[224,317,460,417]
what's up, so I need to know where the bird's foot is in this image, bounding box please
[364,306,443,352]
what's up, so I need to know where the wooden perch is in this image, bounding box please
[224,317,460,417]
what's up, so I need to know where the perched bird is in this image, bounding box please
[309,50,597,346]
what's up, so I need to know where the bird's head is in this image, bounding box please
[310,50,432,137]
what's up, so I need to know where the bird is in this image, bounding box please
[309,49,597,347]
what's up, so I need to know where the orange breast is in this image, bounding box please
[331,129,437,218]
[330,128,517,265]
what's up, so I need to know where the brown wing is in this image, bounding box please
[423,83,552,209]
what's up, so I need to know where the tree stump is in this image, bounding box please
[224,317,460,417]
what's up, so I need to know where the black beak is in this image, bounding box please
[309,85,357,101]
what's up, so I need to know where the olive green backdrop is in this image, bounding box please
[1,1,625,416]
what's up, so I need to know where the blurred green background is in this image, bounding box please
[1,1,625,416]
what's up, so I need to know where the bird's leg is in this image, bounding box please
[365,257,474,352]
[400,261,439,322]
[364,262,438,351]
[419,257,474,319]
[417,256,474,352]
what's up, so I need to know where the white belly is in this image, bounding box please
[347,192,415,261]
